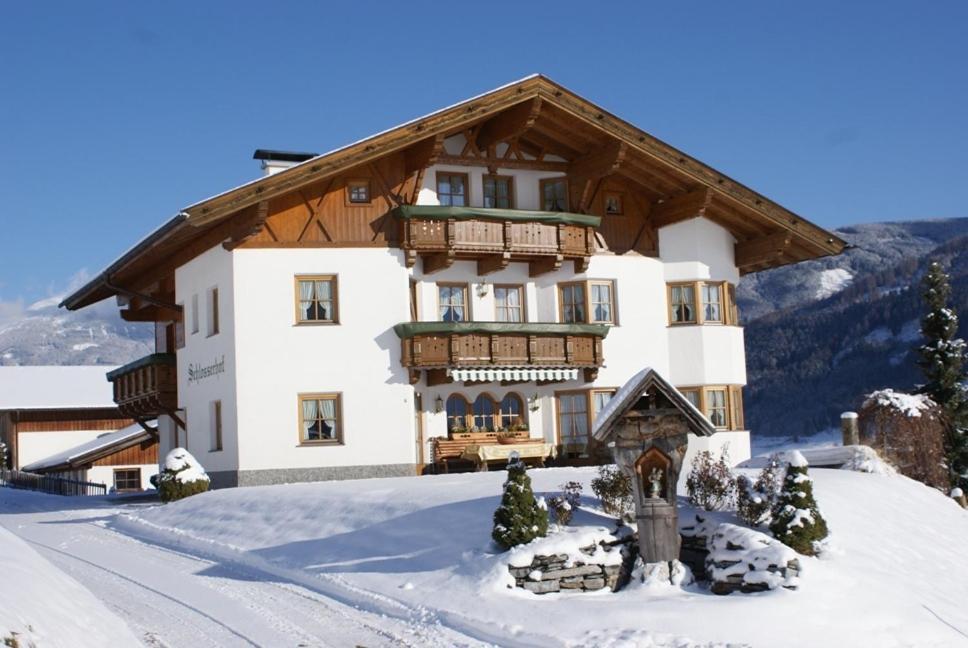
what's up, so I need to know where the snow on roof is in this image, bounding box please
[22,422,153,472]
[0,366,118,410]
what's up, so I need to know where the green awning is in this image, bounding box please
[391,205,601,228]
[393,321,610,339]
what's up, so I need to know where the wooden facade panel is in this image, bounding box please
[13,418,133,433]
[92,439,158,467]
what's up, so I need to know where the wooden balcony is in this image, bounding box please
[105,353,177,419]
[394,321,609,385]
[393,206,600,276]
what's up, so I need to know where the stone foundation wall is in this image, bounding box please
[508,544,622,594]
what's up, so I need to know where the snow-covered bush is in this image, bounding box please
[157,448,210,503]
[736,454,783,527]
[707,523,801,594]
[547,480,583,526]
[686,450,736,511]
[769,451,828,555]
[492,457,548,550]
[590,465,633,521]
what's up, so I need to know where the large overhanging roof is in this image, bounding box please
[62,74,847,311]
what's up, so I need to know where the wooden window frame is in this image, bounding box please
[555,390,592,453]
[498,392,527,431]
[297,392,344,446]
[190,294,199,335]
[437,282,470,322]
[494,284,525,323]
[540,177,569,212]
[603,191,624,215]
[436,171,470,207]
[675,385,744,430]
[211,400,223,452]
[294,274,340,325]
[345,178,371,206]
[558,279,617,325]
[409,279,419,322]
[445,393,472,433]
[113,468,141,493]
[482,174,515,209]
[668,281,737,326]
[471,392,499,432]
[206,287,220,337]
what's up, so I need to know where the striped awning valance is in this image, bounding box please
[446,367,579,382]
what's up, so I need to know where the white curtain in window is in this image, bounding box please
[319,398,336,438]
[299,281,314,320]
[302,398,318,439]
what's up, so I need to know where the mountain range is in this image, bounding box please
[3,217,967,440]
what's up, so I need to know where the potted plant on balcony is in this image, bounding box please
[496,430,518,445]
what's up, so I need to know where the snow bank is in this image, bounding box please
[707,523,800,592]
[741,445,896,475]
[0,525,139,647]
[507,525,622,568]
[864,388,934,418]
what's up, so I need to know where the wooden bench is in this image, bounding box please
[430,432,540,473]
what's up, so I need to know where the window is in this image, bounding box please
[589,281,614,324]
[559,280,617,324]
[446,395,469,432]
[676,386,743,430]
[438,284,468,322]
[495,285,524,322]
[207,287,219,336]
[299,393,342,444]
[541,178,568,211]
[669,281,737,325]
[113,468,141,493]
[483,175,513,208]
[604,191,624,215]
[557,392,589,452]
[472,394,497,431]
[211,400,222,451]
[409,280,419,321]
[498,393,525,430]
[702,284,723,323]
[559,283,586,323]
[346,179,370,204]
[669,284,696,324]
[590,389,615,423]
[296,275,338,324]
[190,294,199,334]
[437,172,469,206]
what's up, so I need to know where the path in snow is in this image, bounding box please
[0,493,481,648]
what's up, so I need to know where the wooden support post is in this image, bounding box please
[841,412,859,446]
[529,255,562,277]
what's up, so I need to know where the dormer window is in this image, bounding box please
[437,172,468,207]
[347,179,370,204]
[541,178,568,212]
[604,191,624,215]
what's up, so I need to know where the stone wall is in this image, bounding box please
[508,543,623,594]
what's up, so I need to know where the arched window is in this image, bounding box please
[499,393,525,430]
[446,395,469,432]
[472,394,497,431]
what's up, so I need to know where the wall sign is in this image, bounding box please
[188,355,226,384]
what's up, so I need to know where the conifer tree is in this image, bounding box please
[492,456,548,550]
[769,451,828,555]
[917,261,968,489]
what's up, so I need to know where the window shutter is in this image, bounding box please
[729,385,745,430]
[726,283,739,325]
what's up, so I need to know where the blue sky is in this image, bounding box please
[1,1,965,305]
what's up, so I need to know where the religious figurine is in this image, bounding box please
[648,467,663,498]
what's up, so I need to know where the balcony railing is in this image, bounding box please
[393,206,600,276]
[105,353,177,418]
[394,321,609,384]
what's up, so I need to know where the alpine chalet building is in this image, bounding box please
[62,76,846,488]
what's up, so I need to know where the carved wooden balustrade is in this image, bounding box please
[393,206,599,276]
[105,353,177,419]
[394,321,609,385]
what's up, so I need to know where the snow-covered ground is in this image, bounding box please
[3,463,968,647]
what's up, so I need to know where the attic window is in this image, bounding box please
[347,180,370,204]
[604,192,623,215]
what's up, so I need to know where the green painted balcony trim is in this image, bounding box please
[105,353,176,382]
[391,205,601,228]
[393,321,610,340]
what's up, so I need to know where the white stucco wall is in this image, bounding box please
[86,464,159,492]
[231,247,415,471]
[17,430,106,470]
[175,245,239,474]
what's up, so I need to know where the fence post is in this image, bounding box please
[841,411,859,446]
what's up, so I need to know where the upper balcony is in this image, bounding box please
[105,353,178,419]
[393,206,600,276]
[394,321,609,385]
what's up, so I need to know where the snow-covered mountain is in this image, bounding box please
[0,297,152,366]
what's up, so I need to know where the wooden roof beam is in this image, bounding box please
[404,134,445,174]
[475,98,542,149]
[651,187,713,229]
[568,141,628,180]
[735,231,793,269]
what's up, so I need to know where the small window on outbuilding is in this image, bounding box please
[113,468,141,492]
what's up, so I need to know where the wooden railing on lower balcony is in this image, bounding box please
[105,353,177,419]
[394,321,609,384]
[393,206,600,276]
